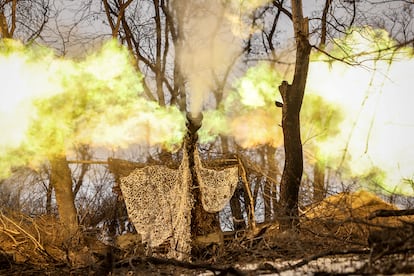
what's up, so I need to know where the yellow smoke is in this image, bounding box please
[3,24,413,196]
[201,26,414,195]
[307,27,414,195]
[200,62,284,147]
[0,39,185,178]
[301,94,344,166]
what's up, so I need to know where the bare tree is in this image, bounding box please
[273,0,312,230]
[0,0,82,240]
[0,0,51,41]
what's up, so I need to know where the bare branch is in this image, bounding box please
[272,0,292,20]
[319,0,332,48]
[113,0,134,37]
[102,0,116,35]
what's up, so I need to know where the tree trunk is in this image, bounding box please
[264,178,273,222]
[50,155,78,238]
[221,136,245,230]
[229,184,245,231]
[45,182,53,215]
[186,113,221,241]
[278,0,311,230]
[313,160,326,203]
[279,83,304,229]
[265,145,278,222]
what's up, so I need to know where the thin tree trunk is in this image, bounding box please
[229,185,245,231]
[0,0,16,38]
[221,136,245,230]
[50,155,78,238]
[262,147,272,222]
[313,160,326,203]
[319,0,331,48]
[154,0,165,106]
[46,182,53,215]
[265,145,278,221]
[264,178,273,222]
[238,159,256,231]
[278,0,311,230]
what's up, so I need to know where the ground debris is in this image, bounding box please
[2,190,414,275]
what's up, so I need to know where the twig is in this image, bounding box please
[0,212,45,252]
[241,157,280,186]
[0,217,20,235]
[1,227,19,245]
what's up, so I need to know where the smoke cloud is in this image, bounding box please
[198,26,414,195]
[306,27,414,195]
[177,0,269,116]
[2,6,414,198]
[199,62,284,148]
[0,39,185,178]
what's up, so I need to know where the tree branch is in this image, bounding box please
[113,0,134,37]
[9,0,17,37]
[102,0,116,35]
[272,0,292,20]
[369,209,414,220]
[319,0,331,48]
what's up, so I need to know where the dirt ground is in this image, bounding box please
[2,191,414,275]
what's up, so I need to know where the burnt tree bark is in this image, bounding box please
[278,0,311,230]
[185,113,221,240]
[50,155,79,239]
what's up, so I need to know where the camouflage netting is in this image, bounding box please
[119,147,239,260]
[194,150,239,212]
[119,151,191,260]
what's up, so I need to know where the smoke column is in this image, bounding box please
[177,0,270,116]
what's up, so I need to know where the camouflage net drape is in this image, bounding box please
[119,148,238,260]
[194,150,239,212]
